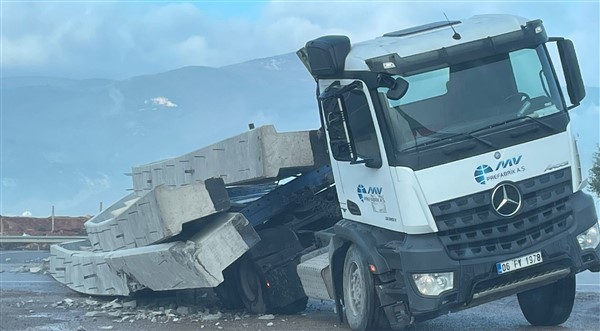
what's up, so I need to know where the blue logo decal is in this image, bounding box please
[495,155,522,171]
[357,185,383,202]
[474,155,525,185]
[357,185,367,202]
[474,165,494,184]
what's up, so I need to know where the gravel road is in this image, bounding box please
[1,251,598,331]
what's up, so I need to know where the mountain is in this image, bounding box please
[1,52,319,217]
[1,54,599,217]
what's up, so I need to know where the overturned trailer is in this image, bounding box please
[50,125,339,312]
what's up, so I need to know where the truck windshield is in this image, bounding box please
[379,45,564,152]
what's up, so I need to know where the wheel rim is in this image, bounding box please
[239,262,260,302]
[347,261,365,317]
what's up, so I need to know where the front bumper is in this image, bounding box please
[375,191,599,321]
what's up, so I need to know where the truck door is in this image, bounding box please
[320,80,402,231]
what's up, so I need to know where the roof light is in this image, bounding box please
[535,26,543,34]
[383,62,396,69]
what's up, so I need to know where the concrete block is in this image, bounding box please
[106,212,259,290]
[85,178,229,252]
[132,125,327,192]
[49,212,259,296]
[50,239,131,296]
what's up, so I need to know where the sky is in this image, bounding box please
[1,0,599,217]
[1,0,599,86]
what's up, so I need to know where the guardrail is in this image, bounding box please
[0,236,87,244]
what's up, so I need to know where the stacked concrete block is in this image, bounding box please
[85,178,229,252]
[50,239,131,296]
[106,212,259,291]
[131,125,327,193]
[49,124,327,297]
[50,213,259,296]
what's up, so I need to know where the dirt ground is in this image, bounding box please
[1,251,599,331]
[0,215,89,236]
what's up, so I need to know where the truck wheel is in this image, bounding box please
[237,256,268,314]
[517,274,576,326]
[235,226,308,314]
[214,264,244,309]
[343,245,377,331]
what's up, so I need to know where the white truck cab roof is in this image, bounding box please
[345,15,530,71]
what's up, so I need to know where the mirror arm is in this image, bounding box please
[350,157,382,168]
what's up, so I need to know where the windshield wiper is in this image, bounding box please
[400,112,559,153]
[449,132,498,148]
[400,130,497,153]
[519,115,558,133]
[469,113,558,136]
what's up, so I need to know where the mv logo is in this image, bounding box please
[368,187,383,194]
[474,155,524,185]
[357,185,383,202]
[495,155,522,171]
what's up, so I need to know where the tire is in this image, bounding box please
[517,274,576,326]
[235,226,308,314]
[237,256,268,314]
[214,265,244,310]
[343,245,378,331]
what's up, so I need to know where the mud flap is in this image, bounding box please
[249,226,307,313]
[263,259,308,311]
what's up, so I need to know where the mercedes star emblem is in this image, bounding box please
[491,183,522,217]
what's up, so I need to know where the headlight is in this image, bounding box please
[412,272,454,296]
[577,222,600,250]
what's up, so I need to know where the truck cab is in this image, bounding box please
[298,15,600,330]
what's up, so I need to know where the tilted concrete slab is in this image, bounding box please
[106,212,259,291]
[49,212,259,296]
[131,125,328,194]
[85,178,229,252]
[50,239,131,296]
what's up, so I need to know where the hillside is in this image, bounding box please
[0,215,89,236]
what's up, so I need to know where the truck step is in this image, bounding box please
[297,249,334,301]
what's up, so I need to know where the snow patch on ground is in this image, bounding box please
[142,97,178,110]
[262,58,284,71]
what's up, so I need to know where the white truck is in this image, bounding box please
[50,14,599,330]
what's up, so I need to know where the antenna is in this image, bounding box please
[443,12,462,40]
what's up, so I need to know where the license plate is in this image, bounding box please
[496,251,543,275]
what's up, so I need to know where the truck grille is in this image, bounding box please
[430,168,573,260]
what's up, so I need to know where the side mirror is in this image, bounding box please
[377,74,409,100]
[549,38,586,108]
[364,158,383,169]
[322,99,354,162]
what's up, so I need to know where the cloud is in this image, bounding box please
[0,35,48,67]
[0,172,118,217]
[1,1,598,86]
[44,173,113,214]
[79,172,111,191]
[1,177,17,188]
[43,151,68,164]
